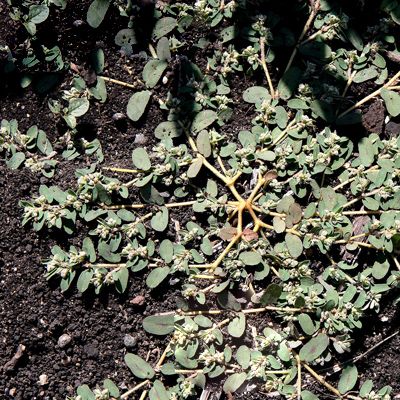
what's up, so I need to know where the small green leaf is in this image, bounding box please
[143,60,168,89]
[132,147,151,171]
[191,110,218,133]
[149,380,169,400]
[187,158,203,178]
[127,90,151,122]
[146,267,170,288]
[143,315,175,335]
[353,67,379,83]
[77,385,95,400]
[381,88,400,117]
[103,379,120,397]
[196,130,212,157]
[68,98,90,117]
[6,152,25,169]
[338,365,358,394]
[156,37,171,61]
[154,121,182,139]
[152,17,177,40]
[228,312,246,337]
[298,313,316,335]
[243,86,270,103]
[87,0,111,28]
[98,242,121,263]
[29,4,49,24]
[77,270,93,293]
[301,390,319,400]
[239,251,262,265]
[159,239,173,263]
[260,283,282,305]
[278,67,303,100]
[125,353,155,379]
[223,372,247,393]
[285,233,303,258]
[151,207,169,232]
[299,334,329,362]
[236,346,250,369]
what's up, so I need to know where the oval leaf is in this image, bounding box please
[127,90,151,122]
[125,353,155,379]
[299,334,329,362]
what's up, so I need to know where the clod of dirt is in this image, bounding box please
[57,334,72,349]
[84,343,99,359]
[123,334,137,349]
[362,100,385,134]
[130,295,145,306]
[3,344,26,373]
[385,121,400,138]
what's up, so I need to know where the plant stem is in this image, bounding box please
[105,200,197,210]
[259,38,275,97]
[98,76,138,89]
[121,380,150,399]
[301,362,341,397]
[284,0,320,73]
[295,354,301,400]
[338,70,400,118]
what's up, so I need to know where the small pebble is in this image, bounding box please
[58,334,72,349]
[134,134,146,144]
[124,334,137,349]
[38,374,48,386]
[73,20,85,27]
[130,295,145,306]
[112,113,126,121]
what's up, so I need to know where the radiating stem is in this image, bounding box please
[259,37,275,97]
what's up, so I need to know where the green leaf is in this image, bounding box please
[338,365,358,394]
[83,237,96,262]
[127,90,151,122]
[124,353,155,379]
[154,121,182,139]
[353,67,379,83]
[159,239,173,263]
[132,147,151,171]
[228,312,246,337]
[381,88,400,117]
[285,233,303,259]
[77,385,95,400]
[98,242,121,263]
[187,158,203,178]
[196,130,212,157]
[146,267,170,288]
[149,380,169,400]
[260,283,282,305]
[115,267,129,293]
[239,251,262,265]
[277,67,303,100]
[77,270,93,293]
[223,372,247,393]
[301,390,319,400]
[156,37,171,61]
[236,346,250,369]
[29,5,49,24]
[358,136,376,167]
[115,28,137,47]
[103,379,120,397]
[243,86,271,103]
[191,110,218,133]
[143,60,168,88]
[300,42,332,60]
[143,315,175,335]
[87,0,111,28]
[151,207,169,232]
[91,48,104,74]
[152,17,177,40]
[298,313,316,335]
[6,152,25,169]
[311,100,334,123]
[299,333,329,362]
[68,98,90,117]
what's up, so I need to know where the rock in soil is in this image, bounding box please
[123,334,137,349]
[57,334,72,349]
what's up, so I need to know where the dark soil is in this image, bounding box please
[0,1,399,400]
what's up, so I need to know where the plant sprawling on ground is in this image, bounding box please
[2,0,400,399]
